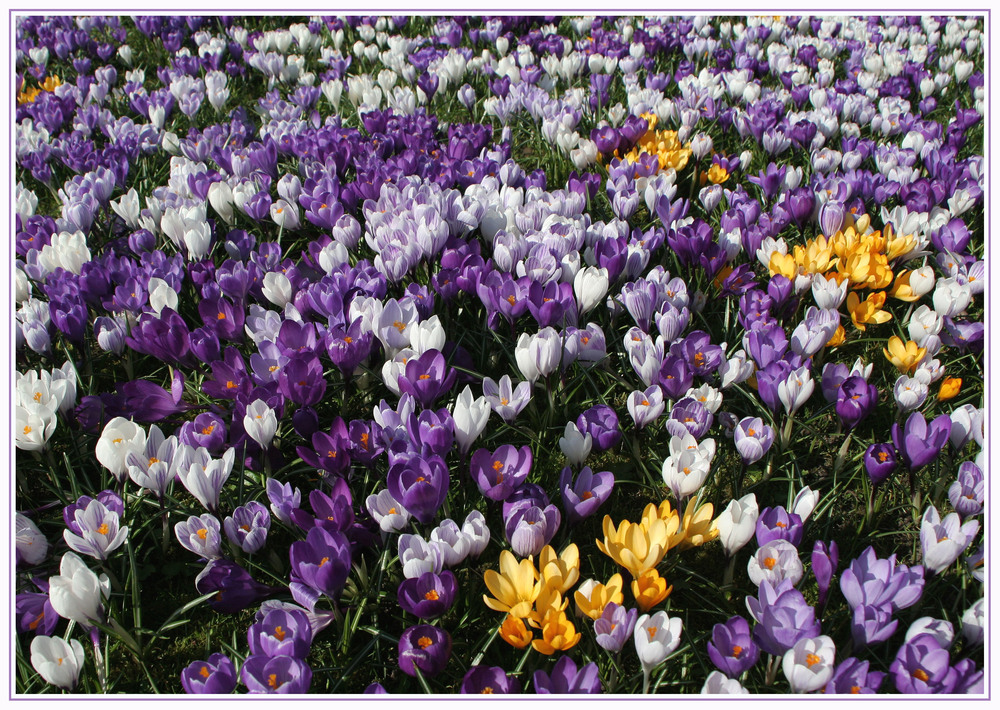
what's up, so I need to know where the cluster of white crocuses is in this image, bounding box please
[15,361,77,451]
[95,417,237,510]
[391,511,491,574]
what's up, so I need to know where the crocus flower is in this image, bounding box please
[177,446,236,513]
[241,655,312,694]
[175,514,223,560]
[594,602,638,653]
[634,611,684,676]
[559,465,614,525]
[48,551,109,628]
[387,454,449,524]
[224,501,270,554]
[452,385,490,454]
[180,653,237,694]
[288,527,352,610]
[961,599,984,647]
[195,559,278,614]
[398,625,452,678]
[574,574,625,620]
[397,570,457,619]
[247,607,313,659]
[889,633,958,694]
[364,682,387,694]
[243,399,277,450]
[783,635,836,693]
[919,505,979,575]
[576,404,622,452]
[429,520,472,568]
[905,617,955,648]
[707,616,760,678]
[597,513,669,578]
[532,655,601,694]
[701,671,749,694]
[460,665,520,694]
[851,602,899,647]
[481,375,532,424]
[733,417,774,465]
[95,416,147,482]
[811,540,838,610]
[30,636,85,691]
[822,657,885,694]
[863,443,897,485]
[461,510,490,559]
[713,493,759,557]
[746,579,821,656]
[504,502,560,558]
[397,349,457,409]
[558,421,592,466]
[398,534,444,580]
[839,546,924,613]
[777,366,814,414]
[835,376,877,430]
[755,506,804,547]
[947,462,984,517]
[470,445,531,501]
[748,539,803,587]
[891,412,951,470]
[62,498,128,561]
[266,478,301,525]
[15,513,48,566]
[483,550,540,619]
[627,386,665,429]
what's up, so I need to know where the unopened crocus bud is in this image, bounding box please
[812,540,838,610]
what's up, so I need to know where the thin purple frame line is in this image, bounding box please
[8,9,990,699]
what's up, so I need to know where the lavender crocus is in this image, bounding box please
[62,497,128,561]
[627,386,665,429]
[822,657,885,694]
[397,349,457,409]
[889,633,958,694]
[746,579,821,656]
[733,417,774,465]
[594,602,638,653]
[533,655,601,694]
[223,501,270,554]
[175,514,223,560]
[947,462,984,517]
[707,616,760,678]
[180,653,237,694]
[811,540,838,610]
[839,546,924,614]
[920,505,979,575]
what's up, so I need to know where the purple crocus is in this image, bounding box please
[559,465,614,525]
[664,397,713,439]
[746,579,821,656]
[755,506,804,547]
[889,633,958,694]
[180,653,237,694]
[835,376,878,430]
[397,570,457,619]
[398,625,452,678]
[195,559,278,614]
[175,514,223,560]
[891,412,952,470]
[396,349,457,409]
[707,616,760,678]
[247,607,314,659]
[460,665,521,694]
[733,417,774,465]
[469,445,532,501]
[288,526,352,611]
[851,603,899,647]
[62,497,128,561]
[532,655,601,694]
[241,655,312,694]
[277,353,327,407]
[822,657,886,694]
[387,454,450,524]
[576,404,622,452]
[947,462,984,517]
[594,602,638,653]
[863,444,897,485]
[811,540,838,610]
[223,501,270,554]
[504,501,560,558]
[15,592,59,636]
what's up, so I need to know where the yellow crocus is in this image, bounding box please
[631,568,673,612]
[538,544,580,595]
[642,501,683,549]
[597,514,669,577]
[889,268,935,302]
[706,164,730,184]
[839,250,893,290]
[883,335,926,374]
[825,324,846,348]
[938,377,962,401]
[529,586,569,628]
[846,291,892,331]
[883,224,917,262]
[574,573,624,620]
[675,497,720,551]
[768,251,798,281]
[498,614,533,648]
[531,608,581,655]
[40,75,62,92]
[793,236,837,275]
[483,550,541,618]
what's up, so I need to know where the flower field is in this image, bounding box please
[13,14,985,695]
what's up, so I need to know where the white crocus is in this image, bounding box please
[30,636,86,691]
[95,417,147,482]
[559,421,592,466]
[243,399,278,450]
[451,385,490,455]
[48,551,110,628]
[712,493,759,557]
[782,635,835,693]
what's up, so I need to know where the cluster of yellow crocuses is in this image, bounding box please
[484,497,718,654]
[16,75,62,105]
[619,113,693,175]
